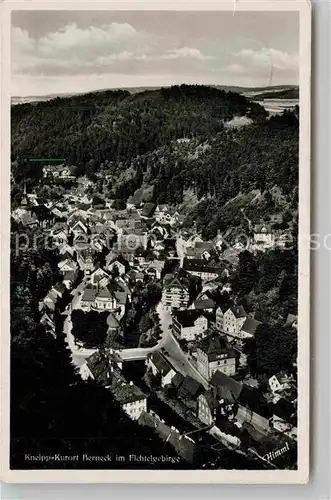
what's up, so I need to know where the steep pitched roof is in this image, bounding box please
[149,352,175,376]
[194,241,214,250]
[63,271,76,281]
[109,374,147,404]
[210,370,271,418]
[53,282,66,294]
[172,372,185,388]
[183,258,222,274]
[197,332,236,362]
[178,375,204,399]
[127,188,144,206]
[163,275,189,292]
[97,285,115,300]
[82,287,97,301]
[107,312,120,329]
[285,313,298,327]
[141,202,156,218]
[173,309,206,328]
[230,305,247,319]
[254,224,272,233]
[241,317,262,336]
[194,298,216,310]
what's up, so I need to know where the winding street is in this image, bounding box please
[64,278,208,389]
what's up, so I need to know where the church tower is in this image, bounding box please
[20,180,29,208]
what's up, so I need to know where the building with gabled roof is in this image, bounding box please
[51,282,66,298]
[140,202,156,219]
[198,370,271,437]
[196,331,237,380]
[182,258,223,281]
[147,352,177,388]
[285,313,298,329]
[105,252,130,276]
[161,275,190,311]
[223,306,247,335]
[172,309,210,342]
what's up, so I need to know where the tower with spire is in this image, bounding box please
[20,180,29,208]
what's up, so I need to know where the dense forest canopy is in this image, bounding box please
[11,84,265,166]
[11,85,298,230]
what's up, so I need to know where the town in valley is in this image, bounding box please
[11,89,299,470]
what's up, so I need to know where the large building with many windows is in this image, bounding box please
[196,332,237,380]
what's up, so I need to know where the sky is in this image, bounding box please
[11,10,299,97]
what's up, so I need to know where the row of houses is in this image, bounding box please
[146,348,297,443]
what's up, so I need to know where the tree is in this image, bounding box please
[247,323,297,377]
[71,310,108,348]
[232,251,259,296]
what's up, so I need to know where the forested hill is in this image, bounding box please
[11,84,299,239]
[11,84,266,165]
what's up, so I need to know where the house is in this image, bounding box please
[63,270,78,290]
[191,298,216,313]
[145,260,165,280]
[182,258,222,281]
[215,306,227,331]
[20,213,39,228]
[107,312,120,336]
[285,313,298,330]
[186,241,214,261]
[150,224,169,242]
[52,229,68,247]
[172,310,209,342]
[84,351,122,384]
[126,188,145,211]
[88,267,110,287]
[253,224,275,249]
[80,287,98,312]
[51,206,68,219]
[80,283,128,317]
[138,411,195,463]
[161,274,190,311]
[40,312,56,338]
[42,289,58,312]
[238,317,262,342]
[154,204,172,224]
[85,352,146,420]
[109,376,147,420]
[147,352,177,387]
[152,241,166,258]
[196,332,237,380]
[43,165,75,180]
[73,233,90,251]
[125,269,144,285]
[269,374,294,395]
[58,258,78,275]
[77,248,95,274]
[140,202,156,219]
[51,282,66,298]
[198,370,272,436]
[269,398,297,440]
[105,253,130,276]
[223,306,247,334]
[176,375,204,400]
[95,285,121,313]
[118,228,148,251]
[70,219,89,238]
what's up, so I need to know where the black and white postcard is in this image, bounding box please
[1,0,311,484]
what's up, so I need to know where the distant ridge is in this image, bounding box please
[11,84,298,106]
